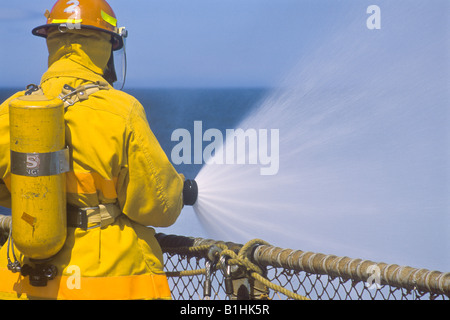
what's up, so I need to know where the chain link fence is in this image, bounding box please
[156,234,450,301]
[0,217,448,301]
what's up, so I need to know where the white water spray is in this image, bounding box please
[192,3,448,271]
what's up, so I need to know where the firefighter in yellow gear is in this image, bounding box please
[0,0,188,299]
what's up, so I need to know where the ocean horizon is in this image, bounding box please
[0,86,270,216]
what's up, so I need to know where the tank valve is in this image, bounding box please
[183,179,198,206]
[21,263,58,287]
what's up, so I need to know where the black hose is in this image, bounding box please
[183,179,198,206]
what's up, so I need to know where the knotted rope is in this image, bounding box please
[164,238,309,300]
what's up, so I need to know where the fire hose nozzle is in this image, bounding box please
[183,179,198,206]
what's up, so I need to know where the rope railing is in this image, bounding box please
[155,233,449,300]
[0,215,10,246]
[1,217,448,300]
[0,215,10,233]
[252,244,450,297]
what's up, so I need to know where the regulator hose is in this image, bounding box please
[183,179,198,206]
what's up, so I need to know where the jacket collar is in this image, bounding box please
[40,58,110,87]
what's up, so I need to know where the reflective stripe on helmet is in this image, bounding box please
[101,10,117,27]
[51,18,83,24]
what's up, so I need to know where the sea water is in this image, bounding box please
[193,3,449,271]
[0,87,266,230]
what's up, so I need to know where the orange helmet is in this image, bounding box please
[32,0,126,51]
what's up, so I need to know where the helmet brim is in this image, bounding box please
[32,24,124,51]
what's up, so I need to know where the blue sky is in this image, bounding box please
[0,0,354,88]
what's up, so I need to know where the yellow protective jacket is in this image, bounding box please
[0,29,184,299]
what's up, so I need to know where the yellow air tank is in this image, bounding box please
[9,94,68,261]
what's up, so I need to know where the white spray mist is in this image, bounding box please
[193,2,449,271]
